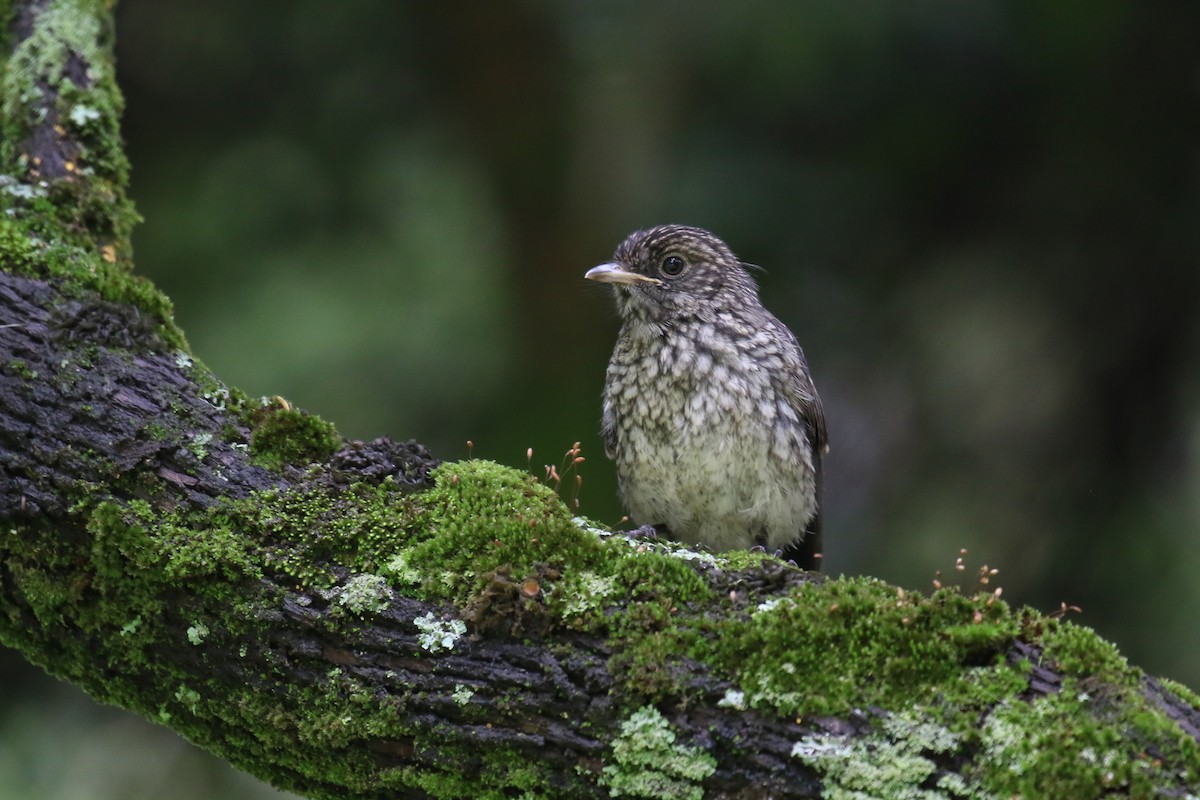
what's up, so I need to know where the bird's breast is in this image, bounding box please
[602,318,818,552]
[604,322,789,445]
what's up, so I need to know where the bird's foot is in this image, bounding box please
[626,523,667,542]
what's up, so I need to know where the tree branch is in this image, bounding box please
[2,2,1199,798]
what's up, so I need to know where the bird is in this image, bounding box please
[585,224,827,570]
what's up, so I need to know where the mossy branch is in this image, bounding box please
[2,3,1200,799]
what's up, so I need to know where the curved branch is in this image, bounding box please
[2,3,1199,799]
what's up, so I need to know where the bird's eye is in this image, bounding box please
[660,256,686,277]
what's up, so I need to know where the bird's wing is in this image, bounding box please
[601,401,618,461]
[767,315,827,456]
[768,314,827,570]
[796,349,828,456]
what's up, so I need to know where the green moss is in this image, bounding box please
[0,216,40,269]
[220,481,412,589]
[1040,619,1137,686]
[73,498,264,663]
[600,705,716,800]
[1,183,184,350]
[4,358,37,379]
[249,403,340,471]
[976,684,1149,796]
[3,556,83,629]
[394,463,1032,721]
[5,444,1200,798]
[141,421,170,441]
[1,0,129,189]
[404,460,601,601]
[376,740,560,799]
[0,2,184,349]
[935,662,1031,736]
[1159,677,1200,710]
[478,747,556,798]
[703,580,1018,718]
[384,766,481,799]
[403,461,712,610]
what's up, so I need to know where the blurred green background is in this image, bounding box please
[4,1,1199,797]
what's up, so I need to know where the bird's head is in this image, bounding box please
[585,225,759,321]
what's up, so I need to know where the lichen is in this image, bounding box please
[601,705,716,799]
[549,570,616,623]
[186,622,209,645]
[334,574,393,616]
[792,711,962,800]
[413,612,466,653]
[187,431,213,461]
[716,689,746,710]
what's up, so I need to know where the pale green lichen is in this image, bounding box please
[68,103,101,125]
[186,622,209,645]
[754,596,787,614]
[414,613,466,653]
[336,574,393,616]
[601,705,716,800]
[0,175,47,199]
[188,432,213,461]
[451,685,474,706]
[174,684,201,710]
[716,689,746,710]
[792,711,964,800]
[665,548,719,566]
[551,571,616,620]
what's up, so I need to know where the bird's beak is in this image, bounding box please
[584,262,663,287]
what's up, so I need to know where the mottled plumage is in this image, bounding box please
[586,225,827,569]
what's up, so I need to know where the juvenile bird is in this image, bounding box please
[586,225,827,569]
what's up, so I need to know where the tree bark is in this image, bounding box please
[2,3,1199,799]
